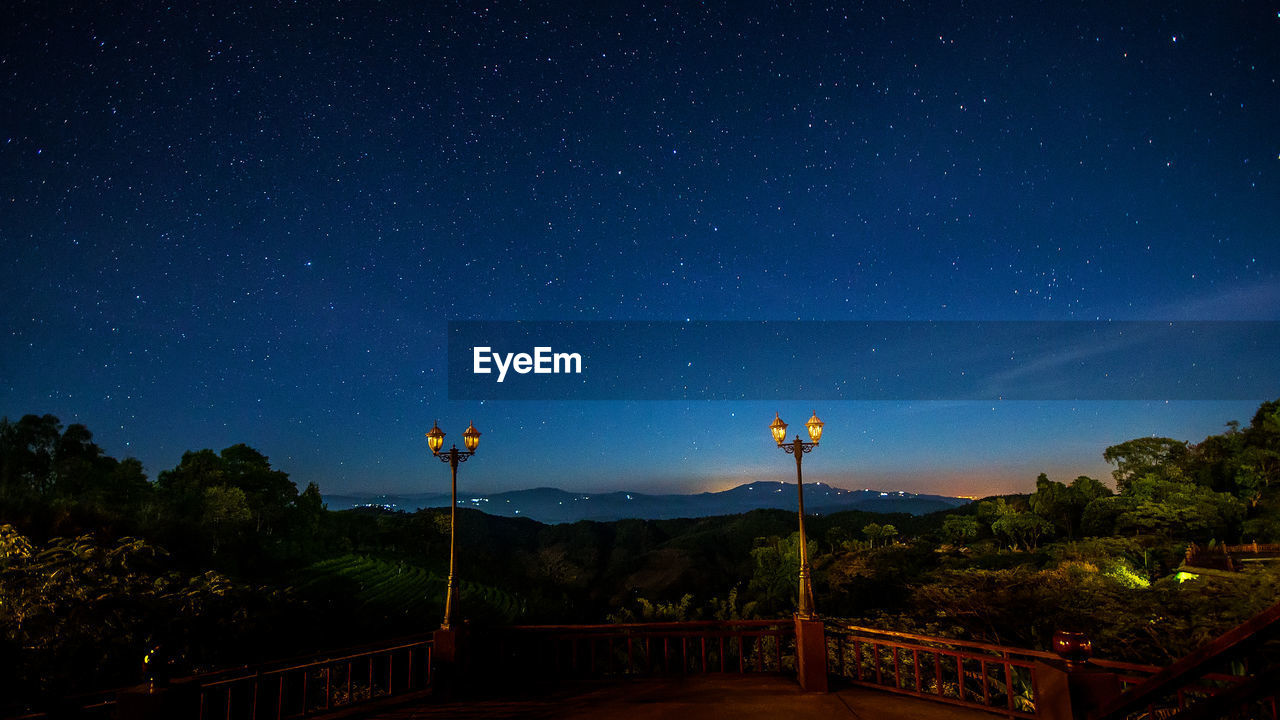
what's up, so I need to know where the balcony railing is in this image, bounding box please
[10,610,1277,720]
[826,623,1053,717]
[4,636,433,720]
[194,636,432,720]
[826,622,1269,720]
[483,620,796,679]
[1091,599,1280,720]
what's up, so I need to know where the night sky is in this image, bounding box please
[3,1,1278,499]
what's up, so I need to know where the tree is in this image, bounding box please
[1188,424,1246,492]
[1242,508,1280,542]
[862,523,884,547]
[290,482,327,549]
[880,524,898,545]
[97,457,152,507]
[1081,495,1135,537]
[1113,475,1244,540]
[607,593,695,623]
[707,585,759,621]
[1029,474,1114,540]
[48,424,98,494]
[975,499,1002,531]
[1066,475,1113,537]
[158,449,226,500]
[0,525,270,703]
[202,486,252,553]
[942,515,979,546]
[1246,400,1280,449]
[0,414,62,496]
[157,445,299,537]
[1103,437,1189,493]
[990,499,1054,551]
[1070,475,1112,503]
[218,445,297,534]
[1228,446,1280,508]
[1029,474,1073,537]
[825,526,852,552]
[748,533,816,615]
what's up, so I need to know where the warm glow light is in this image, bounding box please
[805,411,824,444]
[463,422,481,452]
[426,421,445,454]
[769,413,788,445]
[1051,631,1092,665]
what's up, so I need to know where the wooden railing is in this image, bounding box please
[5,636,433,720]
[1184,542,1280,572]
[13,610,1279,719]
[826,623,1054,717]
[1091,600,1280,720]
[825,623,1269,719]
[484,620,796,679]
[1225,543,1280,554]
[194,636,432,720]
[1087,658,1261,717]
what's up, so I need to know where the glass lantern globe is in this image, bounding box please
[769,413,789,445]
[463,422,481,452]
[426,422,446,455]
[805,412,824,444]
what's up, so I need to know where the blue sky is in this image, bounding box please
[2,1,1277,497]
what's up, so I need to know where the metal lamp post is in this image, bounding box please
[770,411,824,620]
[426,420,481,630]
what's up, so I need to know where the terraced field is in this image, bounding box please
[300,554,526,623]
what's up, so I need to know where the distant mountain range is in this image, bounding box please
[323,481,970,523]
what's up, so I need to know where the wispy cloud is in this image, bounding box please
[978,324,1163,398]
[1145,281,1280,320]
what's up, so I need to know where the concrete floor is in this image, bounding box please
[355,675,1003,719]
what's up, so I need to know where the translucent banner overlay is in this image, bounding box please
[447,321,1280,401]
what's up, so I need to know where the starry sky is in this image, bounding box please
[2,1,1278,499]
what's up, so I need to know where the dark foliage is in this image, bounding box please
[2,398,1279,709]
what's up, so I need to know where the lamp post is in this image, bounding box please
[426,420,481,630]
[770,411,824,620]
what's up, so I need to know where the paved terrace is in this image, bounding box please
[355,675,997,720]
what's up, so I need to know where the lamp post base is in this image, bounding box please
[433,626,463,698]
[794,614,829,693]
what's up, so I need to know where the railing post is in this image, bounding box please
[1035,658,1121,720]
[432,625,464,699]
[794,615,829,692]
[1035,632,1121,720]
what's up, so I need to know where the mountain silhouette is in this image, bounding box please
[324,481,968,523]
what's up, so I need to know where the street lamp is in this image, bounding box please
[426,420,481,630]
[770,411,824,619]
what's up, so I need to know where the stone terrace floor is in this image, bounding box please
[353,675,1002,719]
